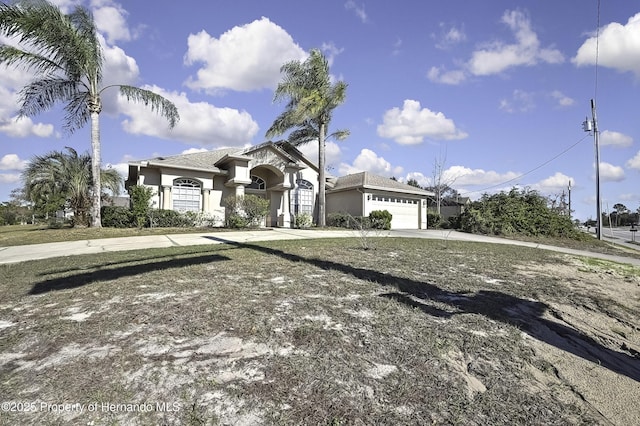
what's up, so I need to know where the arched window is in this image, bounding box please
[172,178,201,212]
[248,175,266,190]
[291,179,313,215]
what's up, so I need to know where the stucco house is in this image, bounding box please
[125,141,434,229]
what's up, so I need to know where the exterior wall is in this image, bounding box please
[326,190,364,217]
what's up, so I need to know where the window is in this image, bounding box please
[248,175,266,190]
[173,178,201,212]
[291,179,313,215]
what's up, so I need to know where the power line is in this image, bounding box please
[457,134,591,197]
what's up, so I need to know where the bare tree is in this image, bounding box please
[426,152,459,216]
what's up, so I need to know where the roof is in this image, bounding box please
[131,148,242,173]
[329,172,434,196]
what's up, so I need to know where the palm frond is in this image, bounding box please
[19,77,80,117]
[63,91,91,134]
[118,85,180,128]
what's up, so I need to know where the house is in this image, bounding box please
[438,196,471,221]
[126,141,434,229]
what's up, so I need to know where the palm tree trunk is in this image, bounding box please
[318,122,326,227]
[90,109,102,228]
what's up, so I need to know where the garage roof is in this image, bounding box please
[328,172,434,196]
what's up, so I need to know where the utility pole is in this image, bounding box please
[583,99,602,240]
[568,180,572,220]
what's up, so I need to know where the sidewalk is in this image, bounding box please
[0,228,639,267]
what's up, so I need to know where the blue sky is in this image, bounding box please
[1,0,639,221]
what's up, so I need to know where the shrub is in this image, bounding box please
[426,212,441,228]
[223,194,270,228]
[183,211,223,227]
[153,209,191,227]
[226,213,249,229]
[327,212,351,228]
[458,188,584,239]
[369,210,392,230]
[295,212,313,229]
[101,206,133,228]
[128,185,154,228]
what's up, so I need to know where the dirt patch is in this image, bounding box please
[0,238,638,424]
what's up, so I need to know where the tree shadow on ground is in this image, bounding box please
[204,235,640,382]
[28,253,229,295]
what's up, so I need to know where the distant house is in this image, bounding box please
[439,196,471,221]
[126,141,434,229]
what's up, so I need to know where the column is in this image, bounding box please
[202,189,210,213]
[162,185,171,210]
[279,189,291,228]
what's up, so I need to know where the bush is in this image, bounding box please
[458,188,584,239]
[128,185,154,228]
[182,211,223,227]
[101,206,133,228]
[426,212,441,229]
[226,213,249,229]
[223,194,270,228]
[369,210,392,230]
[295,212,313,229]
[327,212,351,228]
[153,209,191,227]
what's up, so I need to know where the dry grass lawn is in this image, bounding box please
[0,237,638,425]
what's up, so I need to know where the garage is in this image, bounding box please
[367,195,421,229]
[326,172,433,230]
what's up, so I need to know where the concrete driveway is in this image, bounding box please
[0,228,639,266]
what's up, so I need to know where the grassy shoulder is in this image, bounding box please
[0,238,638,425]
[0,224,240,247]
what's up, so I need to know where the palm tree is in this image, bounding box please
[23,146,122,226]
[266,49,348,227]
[0,0,179,227]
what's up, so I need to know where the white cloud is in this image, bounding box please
[297,140,343,170]
[392,37,403,56]
[550,90,575,107]
[0,116,54,138]
[181,147,210,155]
[441,165,520,187]
[468,10,564,76]
[0,60,57,137]
[321,42,344,67]
[428,10,562,85]
[600,130,633,148]
[427,66,467,85]
[598,162,625,182]
[0,154,28,171]
[619,193,639,202]
[377,100,468,145]
[345,1,368,23]
[338,149,403,177]
[573,13,640,76]
[626,150,640,170]
[499,89,535,113]
[405,171,430,188]
[117,85,259,148]
[0,173,20,184]
[184,17,307,93]
[434,23,467,49]
[92,0,132,44]
[532,172,574,192]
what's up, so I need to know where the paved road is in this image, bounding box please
[1,228,639,267]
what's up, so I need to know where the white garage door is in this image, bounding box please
[368,196,420,229]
